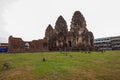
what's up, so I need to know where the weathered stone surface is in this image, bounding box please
[71,11,86,28]
[69,11,94,51]
[45,24,53,40]
[45,16,68,51]
[54,16,68,50]
[55,16,68,34]
[45,11,94,51]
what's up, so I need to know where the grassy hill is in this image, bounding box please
[0,51,120,80]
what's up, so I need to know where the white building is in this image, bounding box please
[94,36,120,50]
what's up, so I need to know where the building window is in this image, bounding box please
[25,43,30,49]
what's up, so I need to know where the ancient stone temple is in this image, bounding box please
[45,11,94,51]
[8,10,94,52]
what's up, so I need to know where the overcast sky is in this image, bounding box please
[0,0,120,42]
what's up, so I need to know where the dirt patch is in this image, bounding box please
[93,59,106,63]
[0,66,37,80]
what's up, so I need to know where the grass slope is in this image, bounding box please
[0,51,120,80]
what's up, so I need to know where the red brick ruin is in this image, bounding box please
[8,11,94,52]
[8,36,48,52]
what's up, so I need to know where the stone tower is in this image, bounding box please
[69,11,94,50]
[54,16,68,50]
[45,24,53,40]
[55,16,68,34]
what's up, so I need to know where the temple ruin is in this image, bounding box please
[8,11,94,52]
[44,11,94,51]
[8,36,48,52]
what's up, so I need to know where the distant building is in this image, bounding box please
[94,36,120,50]
[0,43,8,47]
[0,43,8,52]
[111,36,120,50]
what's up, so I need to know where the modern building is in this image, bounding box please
[111,36,120,50]
[94,36,120,50]
[0,43,8,52]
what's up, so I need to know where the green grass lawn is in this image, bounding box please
[0,51,120,80]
